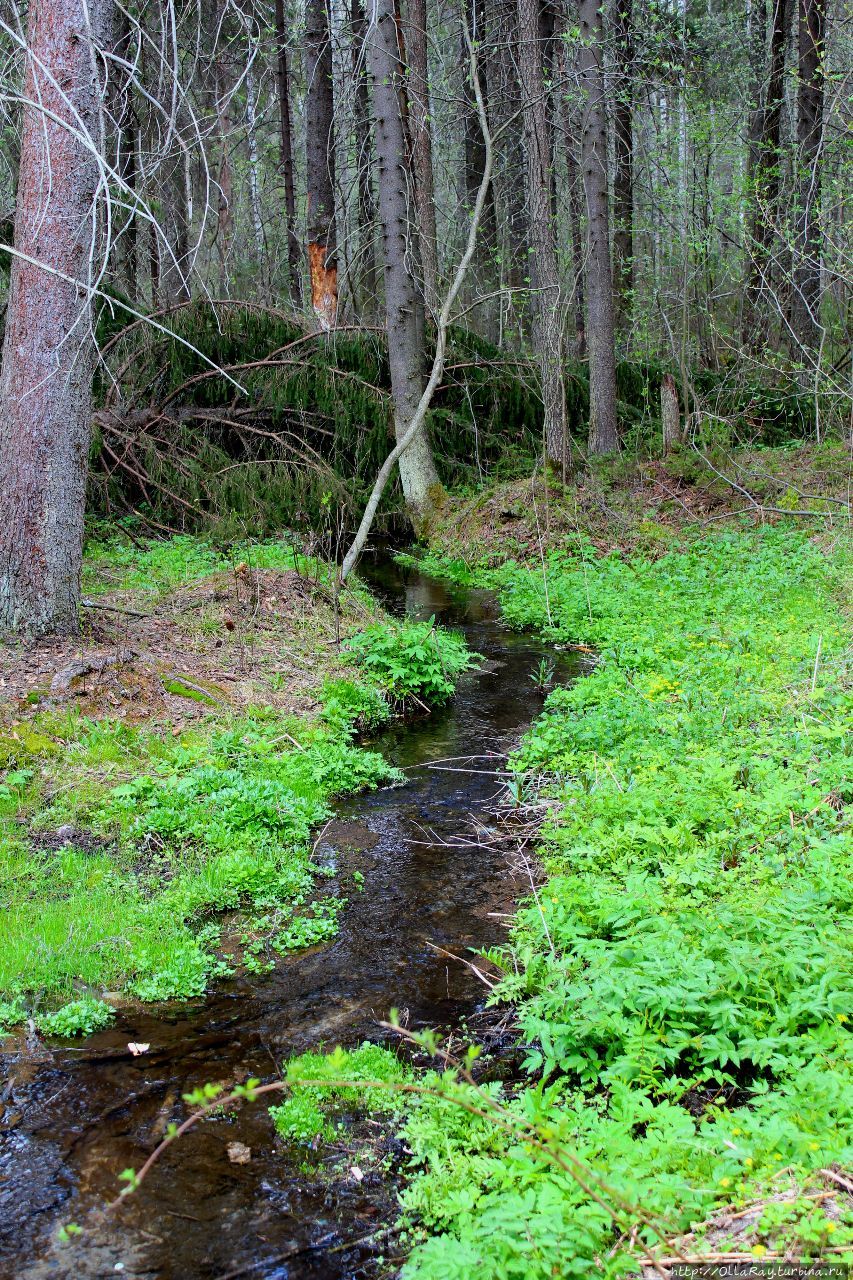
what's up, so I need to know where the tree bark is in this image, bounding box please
[406,0,440,313]
[351,0,379,319]
[790,0,825,355]
[612,0,633,325]
[555,32,586,358]
[517,0,568,470]
[661,372,682,453]
[743,0,791,342]
[306,0,338,328]
[0,0,114,636]
[577,0,618,453]
[274,0,303,307]
[366,0,440,529]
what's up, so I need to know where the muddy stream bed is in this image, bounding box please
[0,560,581,1279]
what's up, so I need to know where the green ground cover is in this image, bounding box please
[283,526,853,1275]
[0,537,475,1037]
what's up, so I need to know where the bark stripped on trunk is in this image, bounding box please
[366,0,440,528]
[0,0,114,636]
[517,0,569,471]
[578,0,618,454]
[275,0,304,308]
[790,0,825,355]
[306,0,338,328]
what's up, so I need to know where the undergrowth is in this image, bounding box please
[284,526,853,1276]
[0,536,476,1037]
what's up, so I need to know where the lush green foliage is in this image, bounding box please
[346,618,476,706]
[270,1042,409,1142]
[0,708,397,1032]
[388,528,853,1276]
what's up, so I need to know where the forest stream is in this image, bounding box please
[0,558,581,1280]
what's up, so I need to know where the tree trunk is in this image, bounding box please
[243,19,267,291]
[743,0,791,341]
[461,0,498,315]
[406,0,440,313]
[577,0,618,453]
[367,0,440,529]
[490,0,529,308]
[517,0,568,470]
[306,0,338,328]
[351,0,379,319]
[274,0,303,307]
[555,33,586,358]
[612,0,633,325]
[661,372,682,453]
[790,0,825,355]
[0,0,114,636]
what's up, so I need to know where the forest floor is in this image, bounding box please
[0,534,475,1039]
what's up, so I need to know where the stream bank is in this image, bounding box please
[0,557,579,1279]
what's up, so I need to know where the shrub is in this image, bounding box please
[346,619,475,706]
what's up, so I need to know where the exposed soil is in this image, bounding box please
[0,564,376,727]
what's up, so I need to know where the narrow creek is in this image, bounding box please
[1,560,581,1280]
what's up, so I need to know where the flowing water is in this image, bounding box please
[0,560,579,1280]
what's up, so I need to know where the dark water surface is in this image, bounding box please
[0,560,578,1279]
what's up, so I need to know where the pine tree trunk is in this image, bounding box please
[306,0,338,328]
[275,0,303,308]
[613,0,634,325]
[517,0,568,470]
[367,0,441,528]
[578,0,618,453]
[0,0,114,637]
[406,0,440,313]
[790,0,825,355]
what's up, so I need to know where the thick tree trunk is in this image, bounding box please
[490,0,529,305]
[274,0,303,307]
[790,0,825,355]
[578,0,618,453]
[612,0,633,325]
[367,0,440,528]
[306,0,338,328]
[0,0,114,636]
[351,0,379,319]
[406,0,440,313]
[517,0,568,470]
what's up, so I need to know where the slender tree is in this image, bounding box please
[517,0,569,469]
[790,0,826,354]
[406,0,440,312]
[306,0,338,327]
[612,0,634,324]
[274,0,303,307]
[366,0,441,527]
[576,0,618,452]
[351,0,379,318]
[0,0,115,636]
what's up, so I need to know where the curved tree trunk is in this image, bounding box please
[306,0,338,328]
[366,0,440,529]
[578,0,618,453]
[0,0,114,637]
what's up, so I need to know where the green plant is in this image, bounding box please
[38,997,114,1038]
[346,619,476,706]
[529,656,556,691]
